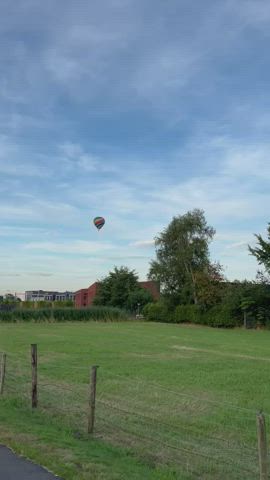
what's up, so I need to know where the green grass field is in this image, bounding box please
[0,321,270,479]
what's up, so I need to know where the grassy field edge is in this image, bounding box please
[0,398,181,480]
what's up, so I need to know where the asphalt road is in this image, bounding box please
[0,446,61,479]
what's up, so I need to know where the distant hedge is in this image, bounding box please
[142,302,172,323]
[143,302,243,328]
[0,306,128,323]
[174,304,202,324]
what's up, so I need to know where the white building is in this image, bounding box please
[25,290,74,302]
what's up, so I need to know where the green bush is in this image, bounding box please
[0,307,128,323]
[256,306,270,326]
[201,304,241,328]
[142,282,270,329]
[174,305,202,324]
[143,302,172,323]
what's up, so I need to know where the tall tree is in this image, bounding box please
[148,209,216,305]
[249,224,270,275]
[94,266,152,310]
[195,261,225,308]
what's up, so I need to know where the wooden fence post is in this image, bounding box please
[31,344,38,408]
[257,412,268,480]
[88,365,98,434]
[0,353,6,395]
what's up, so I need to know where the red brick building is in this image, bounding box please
[75,283,99,308]
[139,281,160,301]
[75,280,159,308]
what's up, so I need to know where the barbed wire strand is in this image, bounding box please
[96,399,257,455]
[97,415,256,476]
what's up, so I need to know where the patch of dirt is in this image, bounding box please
[127,352,193,361]
[171,345,270,362]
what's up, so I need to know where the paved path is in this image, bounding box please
[0,446,61,479]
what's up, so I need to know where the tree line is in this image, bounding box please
[2,209,269,328]
[95,209,270,328]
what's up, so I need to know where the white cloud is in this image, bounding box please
[0,136,48,177]
[233,0,270,26]
[59,143,99,172]
[41,4,134,100]
[62,137,270,246]
[27,272,54,277]
[0,112,48,132]
[23,240,115,255]
[225,241,249,250]
[148,175,269,221]
[1,0,269,118]
[0,132,267,283]
[221,143,270,180]
[0,199,80,224]
[0,273,21,277]
[0,226,50,237]
[132,46,199,102]
[1,0,270,291]
[131,240,155,248]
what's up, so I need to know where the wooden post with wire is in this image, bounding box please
[0,353,6,395]
[31,344,38,408]
[88,365,98,434]
[257,412,268,480]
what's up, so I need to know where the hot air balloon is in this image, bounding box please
[93,216,105,230]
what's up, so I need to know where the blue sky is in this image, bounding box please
[0,0,270,294]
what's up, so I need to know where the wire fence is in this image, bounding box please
[0,346,268,480]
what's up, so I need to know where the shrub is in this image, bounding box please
[143,302,172,323]
[173,304,242,328]
[202,305,242,328]
[256,306,270,327]
[174,305,202,324]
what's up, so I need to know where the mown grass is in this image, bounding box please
[1,321,270,479]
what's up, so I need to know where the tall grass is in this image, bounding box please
[0,306,128,323]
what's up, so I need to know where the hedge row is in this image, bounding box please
[143,302,243,328]
[0,306,128,323]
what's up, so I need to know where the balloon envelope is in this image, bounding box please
[93,216,105,230]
